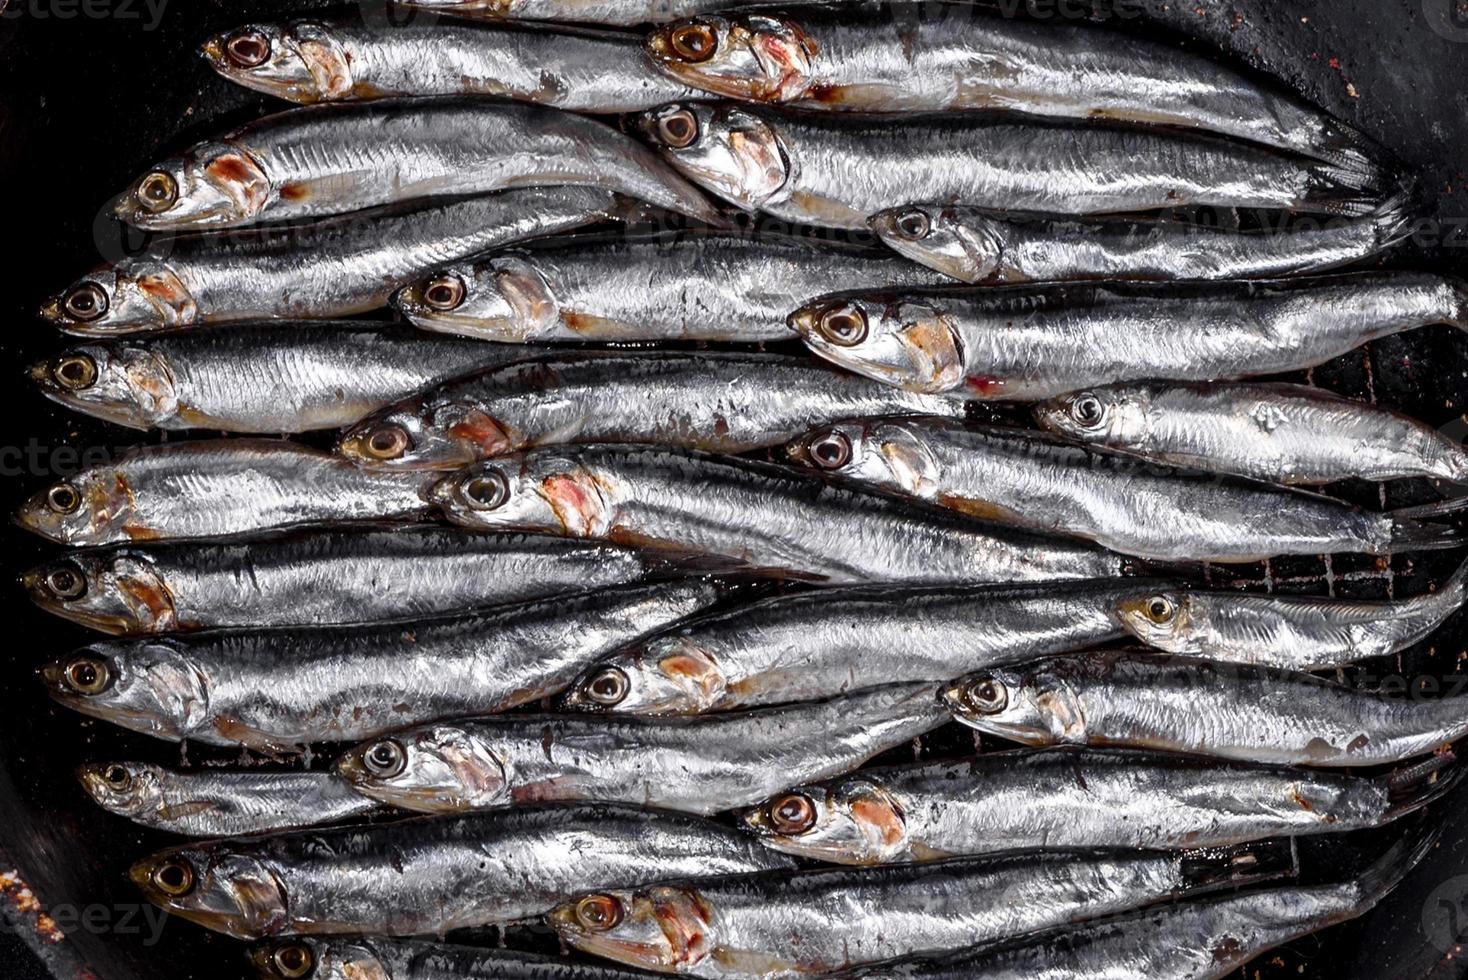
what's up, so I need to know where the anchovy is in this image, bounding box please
[28,323,543,433]
[647,9,1374,166]
[13,440,438,547]
[549,840,1296,977]
[635,103,1385,231]
[848,826,1434,980]
[113,98,718,230]
[394,232,949,343]
[129,804,793,940]
[21,526,690,635]
[40,582,719,752]
[790,272,1468,398]
[740,747,1457,866]
[76,762,387,837]
[870,199,1412,284]
[1034,381,1468,485]
[397,0,737,26]
[249,939,661,980]
[429,445,1134,585]
[335,684,947,815]
[786,417,1463,562]
[336,351,967,470]
[945,650,1468,767]
[39,188,624,336]
[204,18,702,111]
[559,580,1142,715]
[1112,560,1468,669]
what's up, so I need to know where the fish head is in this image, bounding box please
[114,141,272,230]
[647,14,816,103]
[432,453,617,538]
[635,102,789,212]
[131,844,288,940]
[790,295,964,394]
[39,263,199,336]
[787,420,940,498]
[75,761,167,818]
[742,777,907,864]
[869,205,1008,284]
[335,726,508,813]
[249,938,388,980]
[22,550,178,634]
[14,463,146,546]
[1114,588,1202,654]
[550,885,715,971]
[1032,386,1151,449]
[30,342,178,428]
[40,640,209,741]
[943,662,1084,745]
[561,636,727,715]
[395,256,559,341]
[337,396,513,471]
[202,22,355,104]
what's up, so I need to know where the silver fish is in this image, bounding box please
[129,804,793,940]
[249,939,660,980]
[113,98,718,230]
[559,580,1143,715]
[869,199,1412,284]
[635,102,1385,231]
[549,839,1296,977]
[13,439,438,547]
[945,650,1468,767]
[647,9,1374,166]
[40,581,719,752]
[334,684,947,815]
[336,350,968,470]
[429,445,1135,585]
[394,233,949,343]
[39,188,624,336]
[1113,559,1468,669]
[1034,381,1468,485]
[848,825,1434,980]
[396,0,737,27]
[77,762,387,837]
[28,323,541,433]
[204,18,702,111]
[790,272,1468,398]
[22,526,690,635]
[741,747,1457,866]
[786,417,1463,562]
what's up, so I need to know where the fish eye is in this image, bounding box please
[268,943,314,979]
[669,23,717,62]
[768,793,817,835]
[46,482,82,514]
[362,739,406,778]
[584,667,630,706]
[656,108,700,150]
[461,470,510,511]
[816,305,868,348]
[63,283,109,323]
[151,859,196,897]
[53,355,98,391]
[892,209,931,241]
[225,30,272,69]
[1145,595,1176,624]
[363,424,411,461]
[1069,394,1105,428]
[575,894,623,932]
[64,656,112,696]
[421,275,466,312]
[45,563,88,600]
[807,431,852,471]
[102,764,133,790]
[136,171,179,213]
[964,676,1008,715]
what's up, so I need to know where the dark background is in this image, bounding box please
[1,0,1468,977]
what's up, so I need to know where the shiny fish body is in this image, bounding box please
[1034,381,1468,485]
[114,98,718,230]
[791,272,1468,398]
[549,842,1295,977]
[22,526,686,635]
[636,103,1385,231]
[249,939,662,980]
[76,763,385,837]
[129,804,794,940]
[13,440,438,547]
[742,747,1454,866]
[648,9,1371,165]
[395,233,950,342]
[398,0,735,26]
[560,580,1141,715]
[945,650,1468,767]
[337,351,968,470]
[41,582,719,752]
[29,324,541,433]
[335,683,947,815]
[40,188,622,336]
[430,445,1133,586]
[1114,560,1468,669]
[205,19,702,111]
[788,418,1449,562]
[870,200,1411,284]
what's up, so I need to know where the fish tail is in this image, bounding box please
[1383,749,1463,819]
[1385,516,1467,553]
[1347,815,1442,908]
[1367,185,1418,250]
[1178,836,1297,893]
[1389,494,1468,521]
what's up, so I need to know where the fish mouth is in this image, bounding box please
[36,295,68,326]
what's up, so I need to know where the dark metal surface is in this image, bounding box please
[1,1,1467,978]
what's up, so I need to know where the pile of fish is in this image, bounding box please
[21,3,1468,978]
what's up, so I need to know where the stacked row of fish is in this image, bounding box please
[19,3,1468,979]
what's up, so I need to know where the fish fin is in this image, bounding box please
[1368,185,1418,251]
[1386,517,1467,553]
[1349,815,1442,907]
[1384,749,1463,819]
[1391,496,1468,521]
[1178,837,1297,893]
